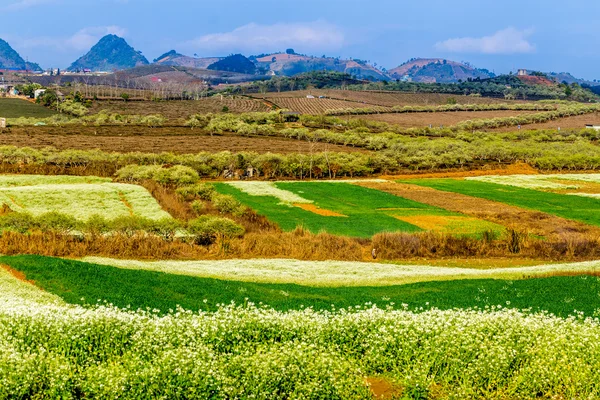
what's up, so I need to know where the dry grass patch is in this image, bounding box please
[393,215,498,235]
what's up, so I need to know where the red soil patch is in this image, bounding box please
[1,263,37,287]
[365,377,402,399]
[518,75,555,86]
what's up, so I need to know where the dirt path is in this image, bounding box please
[355,181,600,240]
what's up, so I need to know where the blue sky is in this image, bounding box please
[2,0,599,79]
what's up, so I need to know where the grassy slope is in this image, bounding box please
[216,182,500,237]
[3,255,600,317]
[0,98,57,118]
[406,178,600,227]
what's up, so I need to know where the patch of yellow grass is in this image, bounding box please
[293,203,347,217]
[393,215,497,235]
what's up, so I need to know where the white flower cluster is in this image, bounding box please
[226,181,313,204]
[467,173,600,190]
[82,256,600,287]
[1,286,600,398]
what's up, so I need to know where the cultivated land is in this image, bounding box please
[4,87,600,397]
[215,181,503,238]
[350,110,538,128]
[0,98,58,118]
[88,98,271,120]
[0,127,366,154]
[0,174,169,220]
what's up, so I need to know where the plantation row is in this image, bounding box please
[324,101,560,116]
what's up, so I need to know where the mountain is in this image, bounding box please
[389,58,494,83]
[208,54,256,74]
[0,38,42,71]
[252,52,389,80]
[67,34,149,72]
[153,50,222,69]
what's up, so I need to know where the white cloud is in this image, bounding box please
[183,21,344,53]
[66,26,128,51]
[435,27,535,55]
[11,26,127,52]
[6,0,55,11]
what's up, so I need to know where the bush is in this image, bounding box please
[116,165,199,186]
[211,193,246,216]
[175,184,216,201]
[190,200,204,215]
[186,215,245,244]
[35,212,79,233]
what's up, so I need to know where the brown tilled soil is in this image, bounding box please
[351,110,538,128]
[385,163,539,180]
[0,126,368,154]
[355,181,600,240]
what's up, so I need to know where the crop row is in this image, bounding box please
[324,102,560,116]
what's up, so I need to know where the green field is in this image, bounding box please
[0,98,58,118]
[215,181,502,237]
[0,174,170,221]
[406,178,600,227]
[4,255,599,317]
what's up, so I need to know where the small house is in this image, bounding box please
[585,124,600,131]
[306,95,315,99]
[281,111,301,122]
[34,89,46,99]
[517,69,528,76]
[0,118,6,129]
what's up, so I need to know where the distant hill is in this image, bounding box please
[389,58,494,83]
[67,34,149,72]
[153,50,222,69]
[208,54,256,75]
[0,38,42,71]
[252,52,388,80]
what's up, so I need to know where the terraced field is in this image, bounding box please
[215,181,503,237]
[268,97,386,114]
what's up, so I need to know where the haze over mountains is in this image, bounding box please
[1,34,597,86]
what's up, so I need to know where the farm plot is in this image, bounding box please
[267,97,389,114]
[351,110,538,128]
[89,98,270,120]
[407,176,600,228]
[215,181,503,238]
[4,258,600,400]
[0,98,58,118]
[254,90,512,107]
[0,174,170,221]
[4,255,600,317]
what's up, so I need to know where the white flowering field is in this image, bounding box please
[83,256,600,287]
[467,173,600,190]
[2,265,600,399]
[0,174,170,221]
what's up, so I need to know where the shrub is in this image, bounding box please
[116,165,199,186]
[175,184,216,201]
[35,212,79,233]
[191,200,205,215]
[186,215,245,244]
[211,193,246,216]
[0,212,35,233]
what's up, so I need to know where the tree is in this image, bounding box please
[286,48,295,55]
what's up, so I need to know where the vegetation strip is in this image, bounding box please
[2,255,600,317]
